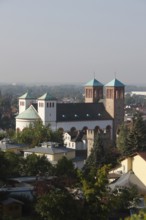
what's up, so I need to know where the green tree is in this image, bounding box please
[81,165,111,220]
[4,151,22,177]
[55,156,77,179]
[21,154,53,176]
[83,133,117,180]
[126,113,146,155]
[117,123,129,155]
[35,188,80,220]
[16,120,63,147]
[0,151,9,180]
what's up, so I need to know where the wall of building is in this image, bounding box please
[55,120,113,133]
[16,119,35,131]
[132,155,146,186]
[38,101,57,126]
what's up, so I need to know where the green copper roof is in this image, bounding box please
[105,78,125,87]
[16,105,40,120]
[19,92,34,99]
[85,78,103,87]
[38,93,57,101]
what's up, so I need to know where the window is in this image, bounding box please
[39,102,44,107]
[20,101,24,106]
[106,89,113,99]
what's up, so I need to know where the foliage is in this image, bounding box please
[16,120,51,146]
[0,150,10,179]
[125,210,146,219]
[110,186,140,213]
[35,188,80,220]
[117,123,129,155]
[55,156,76,177]
[20,154,54,176]
[83,133,118,180]
[16,120,63,147]
[81,165,111,220]
[4,151,22,177]
[126,112,146,155]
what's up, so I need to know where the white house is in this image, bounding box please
[63,131,87,150]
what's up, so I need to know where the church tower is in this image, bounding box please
[18,92,35,114]
[105,78,125,140]
[37,93,57,127]
[85,78,103,103]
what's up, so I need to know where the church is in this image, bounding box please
[16,78,125,141]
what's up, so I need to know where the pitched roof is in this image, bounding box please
[109,171,146,194]
[19,92,34,99]
[56,102,112,122]
[85,78,103,87]
[24,146,74,155]
[137,152,146,161]
[16,105,40,120]
[38,93,57,101]
[105,78,125,87]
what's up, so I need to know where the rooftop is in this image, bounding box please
[105,78,125,87]
[38,93,57,101]
[19,92,34,99]
[16,105,40,120]
[85,78,103,87]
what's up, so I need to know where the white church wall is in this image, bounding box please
[16,119,35,131]
[55,120,113,135]
[38,101,57,125]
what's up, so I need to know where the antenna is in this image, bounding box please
[114,72,117,79]
[93,72,95,79]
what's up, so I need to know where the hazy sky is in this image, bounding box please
[0,0,146,85]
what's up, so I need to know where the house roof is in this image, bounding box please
[56,102,112,122]
[105,78,125,87]
[109,171,146,194]
[120,152,146,162]
[0,143,27,151]
[24,146,75,155]
[137,152,146,161]
[16,105,40,120]
[38,93,57,101]
[19,92,34,100]
[85,78,103,87]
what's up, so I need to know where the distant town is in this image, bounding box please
[0,79,146,219]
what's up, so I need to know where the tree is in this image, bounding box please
[4,151,22,177]
[81,165,111,220]
[126,113,146,155]
[117,123,129,155]
[16,120,63,147]
[83,133,117,180]
[21,154,53,176]
[35,188,80,220]
[55,156,78,186]
[0,151,9,180]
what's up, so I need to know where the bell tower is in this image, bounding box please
[37,93,57,126]
[85,78,103,103]
[18,92,35,114]
[105,78,125,140]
